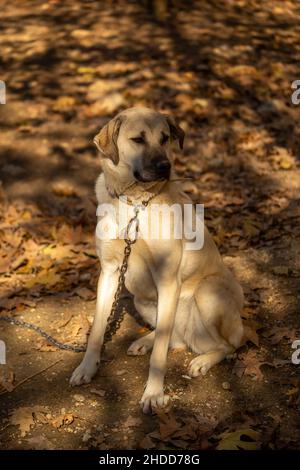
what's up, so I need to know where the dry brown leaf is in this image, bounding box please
[123,415,142,428]
[74,286,96,300]
[264,326,298,345]
[51,181,78,197]
[0,365,15,392]
[54,224,82,245]
[34,338,57,352]
[69,313,90,344]
[243,218,262,238]
[139,433,157,449]
[10,407,35,437]
[0,256,12,274]
[10,406,48,437]
[286,380,300,405]
[51,413,75,429]
[156,411,183,440]
[26,435,54,450]
[55,311,74,329]
[233,350,267,381]
[242,319,262,347]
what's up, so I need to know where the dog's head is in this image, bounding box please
[94,107,184,185]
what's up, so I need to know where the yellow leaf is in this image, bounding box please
[279,158,292,170]
[53,96,76,111]
[43,244,73,259]
[77,67,96,75]
[26,269,60,288]
[0,365,15,392]
[16,259,33,274]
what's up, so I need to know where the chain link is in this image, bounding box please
[0,315,86,352]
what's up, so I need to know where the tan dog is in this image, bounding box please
[70,107,244,413]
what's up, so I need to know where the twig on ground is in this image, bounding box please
[0,359,62,396]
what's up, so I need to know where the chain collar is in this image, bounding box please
[116,179,168,207]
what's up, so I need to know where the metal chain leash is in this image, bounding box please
[0,315,86,352]
[0,186,163,352]
[103,204,141,345]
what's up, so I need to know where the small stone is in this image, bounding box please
[73,394,85,402]
[222,381,231,390]
[90,388,106,397]
[82,429,92,442]
[116,370,126,376]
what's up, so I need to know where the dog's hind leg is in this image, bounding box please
[187,275,244,377]
[127,297,156,355]
[127,330,155,356]
[188,345,233,377]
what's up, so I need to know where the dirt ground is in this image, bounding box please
[0,0,300,450]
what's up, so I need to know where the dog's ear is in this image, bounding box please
[164,115,185,150]
[93,116,123,165]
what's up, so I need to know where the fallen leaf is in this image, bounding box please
[242,319,262,347]
[82,428,92,442]
[264,326,298,345]
[53,96,76,111]
[139,434,157,449]
[157,412,182,440]
[51,181,78,197]
[286,380,300,405]
[51,413,75,428]
[10,408,35,436]
[34,338,58,352]
[43,244,74,260]
[217,427,260,450]
[0,365,15,392]
[55,311,73,329]
[10,406,48,437]
[272,266,289,276]
[74,286,96,300]
[243,218,262,238]
[123,415,142,428]
[25,269,61,288]
[26,435,54,450]
[233,350,267,381]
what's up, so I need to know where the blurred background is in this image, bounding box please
[0,0,299,451]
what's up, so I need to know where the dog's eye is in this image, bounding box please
[161,134,169,145]
[131,136,145,144]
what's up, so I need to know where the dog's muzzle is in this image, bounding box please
[154,159,171,178]
[134,156,171,182]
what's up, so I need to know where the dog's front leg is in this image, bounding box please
[70,269,118,386]
[141,279,180,413]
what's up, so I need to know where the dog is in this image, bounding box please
[70,107,244,413]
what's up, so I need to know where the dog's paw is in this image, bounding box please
[127,338,152,356]
[140,389,170,414]
[188,354,214,377]
[70,359,99,386]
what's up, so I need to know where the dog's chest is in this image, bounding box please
[96,207,157,299]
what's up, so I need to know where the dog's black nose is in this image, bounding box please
[155,160,171,173]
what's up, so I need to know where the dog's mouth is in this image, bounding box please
[133,170,170,183]
[133,164,171,183]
